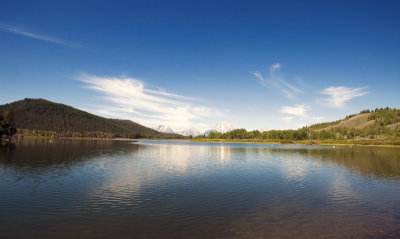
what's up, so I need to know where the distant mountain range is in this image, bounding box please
[176,127,201,137]
[0,98,182,139]
[1,98,398,142]
[156,125,175,134]
[154,125,201,137]
[154,121,270,137]
[212,121,235,133]
[155,120,236,137]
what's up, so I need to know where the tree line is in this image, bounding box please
[0,98,183,139]
[197,108,400,141]
[0,109,17,140]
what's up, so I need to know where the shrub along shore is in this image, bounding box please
[191,108,400,147]
[190,138,400,147]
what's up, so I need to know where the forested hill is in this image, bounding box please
[0,98,182,139]
[199,108,400,144]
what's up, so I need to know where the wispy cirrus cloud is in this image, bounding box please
[254,63,302,99]
[77,74,223,130]
[320,86,368,109]
[0,24,77,47]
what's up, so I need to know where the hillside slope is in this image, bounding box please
[316,113,374,131]
[0,98,182,139]
[200,108,400,143]
[308,108,400,139]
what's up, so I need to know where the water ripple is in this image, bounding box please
[0,139,400,238]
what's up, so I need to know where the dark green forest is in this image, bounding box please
[0,98,182,139]
[0,109,17,139]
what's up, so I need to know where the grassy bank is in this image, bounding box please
[190,138,400,147]
[7,136,400,147]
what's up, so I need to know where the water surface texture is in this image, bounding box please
[1,139,400,238]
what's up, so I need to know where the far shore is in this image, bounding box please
[3,135,400,148]
[3,135,183,142]
[189,138,400,148]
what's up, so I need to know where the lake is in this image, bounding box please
[1,139,400,238]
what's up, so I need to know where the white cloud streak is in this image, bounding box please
[320,86,368,108]
[0,24,77,47]
[280,104,308,117]
[254,63,302,99]
[77,74,222,130]
[279,104,323,128]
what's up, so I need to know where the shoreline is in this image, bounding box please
[189,138,400,148]
[4,136,184,142]
[4,136,400,148]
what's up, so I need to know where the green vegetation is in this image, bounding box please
[0,109,17,140]
[192,138,400,146]
[1,98,399,144]
[0,98,182,139]
[368,107,400,126]
[194,108,400,146]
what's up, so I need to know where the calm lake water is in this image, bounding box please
[1,139,400,238]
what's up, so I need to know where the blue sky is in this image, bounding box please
[1,0,399,131]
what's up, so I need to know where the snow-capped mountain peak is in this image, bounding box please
[212,121,235,133]
[175,127,200,137]
[155,125,200,137]
[155,125,174,134]
[155,121,235,137]
[259,127,269,132]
